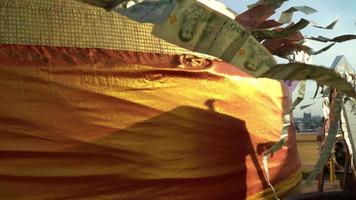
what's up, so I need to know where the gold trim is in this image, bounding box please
[0,0,204,56]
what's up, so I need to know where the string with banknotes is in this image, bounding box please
[262,113,290,200]
[77,0,356,99]
[304,90,343,186]
[151,0,356,98]
[262,53,308,199]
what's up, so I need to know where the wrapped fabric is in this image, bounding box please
[0,45,301,199]
[0,0,301,199]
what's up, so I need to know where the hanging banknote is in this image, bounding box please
[279,6,317,24]
[78,0,176,23]
[262,63,356,98]
[247,0,288,9]
[79,0,356,98]
[152,0,276,77]
[304,92,343,186]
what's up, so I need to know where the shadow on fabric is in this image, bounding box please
[44,106,267,200]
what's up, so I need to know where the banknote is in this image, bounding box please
[304,92,343,186]
[307,34,356,55]
[279,6,317,24]
[79,0,356,98]
[152,0,276,77]
[262,113,291,200]
[289,80,306,113]
[153,0,355,97]
[76,0,119,8]
[248,0,288,9]
[78,0,176,23]
[308,34,356,43]
[252,18,309,40]
[113,0,176,23]
[313,19,338,29]
[300,100,316,110]
[312,43,335,55]
[262,63,356,98]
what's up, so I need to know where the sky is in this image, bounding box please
[221,0,356,117]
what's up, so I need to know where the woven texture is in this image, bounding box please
[0,0,203,55]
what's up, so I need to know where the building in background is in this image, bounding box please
[303,112,312,121]
[294,113,322,133]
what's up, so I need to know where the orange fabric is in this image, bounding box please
[0,45,301,199]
